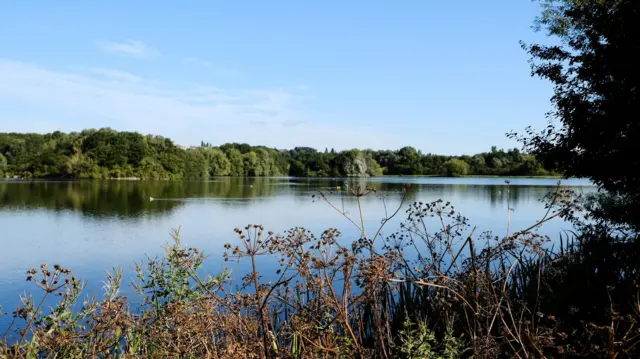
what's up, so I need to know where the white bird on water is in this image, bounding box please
[149,197,154,201]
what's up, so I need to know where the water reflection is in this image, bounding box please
[0,178,285,218]
[0,177,596,333]
[0,178,594,220]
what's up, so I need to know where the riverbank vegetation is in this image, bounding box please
[1,182,638,358]
[1,0,638,357]
[0,129,552,180]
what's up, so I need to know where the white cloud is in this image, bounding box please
[183,57,241,78]
[88,68,141,82]
[100,40,158,59]
[0,59,398,150]
[183,57,212,68]
[249,119,267,126]
[282,119,305,127]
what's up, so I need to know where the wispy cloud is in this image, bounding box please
[100,40,158,59]
[183,57,241,78]
[183,57,212,68]
[249,119,267,126]
[282,119,305,127]
[0,59,397,149]
[88,68,141,82]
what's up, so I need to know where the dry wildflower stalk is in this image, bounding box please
[1,181,639,358]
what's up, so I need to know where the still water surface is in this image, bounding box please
[0,177,595,321]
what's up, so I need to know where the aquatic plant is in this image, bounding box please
[1,182,638,358]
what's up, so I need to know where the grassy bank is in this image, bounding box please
[0,184,637,358]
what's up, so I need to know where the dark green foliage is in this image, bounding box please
[0,179,285,219]
[512,0,640,229]
[0,129,552,179]
[289,160,307,177]
[224,148,245,177]
[202,147,231,176]
[288,147,331,177]
[0,129,183,179]
[374,147,551,177]
[242,151,259,176]
[183,150,208,180]
[0,152,7,174]
[395,146,423,175]
[441,159,469,177]
[521,233,640,358]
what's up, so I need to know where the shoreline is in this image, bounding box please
[2,174,569,181]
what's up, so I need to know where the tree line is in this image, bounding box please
[2,0,640,357]
[0,128,553,179]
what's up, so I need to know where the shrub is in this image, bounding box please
[442,159,469,177]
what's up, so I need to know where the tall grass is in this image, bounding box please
[1,182,638,358]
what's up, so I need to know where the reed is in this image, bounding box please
[1,182,638,358]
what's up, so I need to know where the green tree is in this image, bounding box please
[332,150,360,177]
[226,149,244,176]
[513,156,548,176]
[220,143,252,154]
[0,129,554,179]
[397,146,423,175]
[289,160,306,177]
[374,150,399,174]
[271,150,290,175]
[0,152,7,175]
[512,0,640,228]
[183,150,208,179]
[66,154,101,179]
[332,150,382,177]
[242,151,259,176]
[442,159,469,177]
[471,155,485,169]
[420,154,448,175]
[365,154,384,177]
[254,148,272,176]
[139,157,166,179]
[201,148,231,176]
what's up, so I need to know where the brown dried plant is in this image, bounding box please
[1,181,639,359]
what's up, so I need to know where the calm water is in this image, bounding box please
[0,177,595,324]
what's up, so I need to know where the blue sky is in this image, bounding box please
[0,1,553,155]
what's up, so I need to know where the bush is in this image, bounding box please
[442,159,469,177]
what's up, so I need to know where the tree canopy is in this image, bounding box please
[442,159,469,177]
[1,129,553,179]
[511,0,640,228]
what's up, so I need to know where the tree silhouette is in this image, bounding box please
[511,0,640,229]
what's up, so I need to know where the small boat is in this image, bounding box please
[149,197,154,201]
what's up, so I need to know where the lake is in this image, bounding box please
[0,177,595,325]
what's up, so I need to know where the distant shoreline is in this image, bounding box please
[1,174,577,181]
[381,174,564,179]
